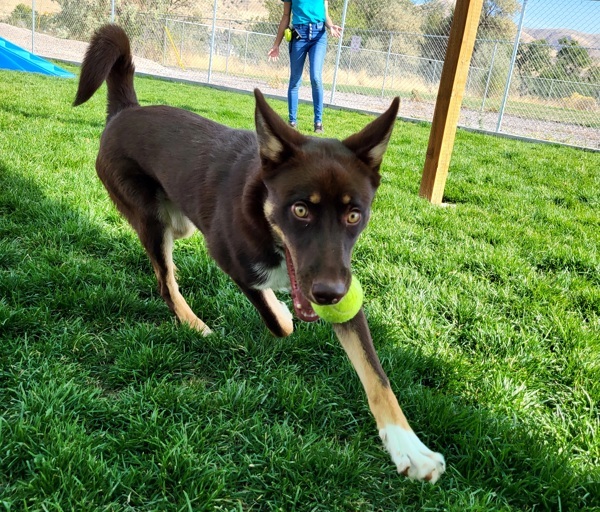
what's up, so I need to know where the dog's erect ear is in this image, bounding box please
[342,97,400,174]
[254,89,306,174]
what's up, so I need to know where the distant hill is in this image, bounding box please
[521,28,600,60]
[0,0,268,20]
[522,27,600,49]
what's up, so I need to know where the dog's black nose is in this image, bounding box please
[311,280,347,305]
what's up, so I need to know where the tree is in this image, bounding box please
[373,0,421,34]
[5,3,53,30]
[261,0,282,23]
[556,37,592,76]
[126,0,198,16]
[52,0,109,40]
[584,66,600,101]
[261,0,420,33]
[419,0,453,61]
[585,66,600,84]
[516,39,552,75]
[52,0,205,41]
[416,0,453,84]
[478,0,519,39]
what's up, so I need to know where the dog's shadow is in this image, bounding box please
[0,162,272,380]
[363,318,590,509]
[0,163,591,509]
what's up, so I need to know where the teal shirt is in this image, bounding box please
[283,0,326,25]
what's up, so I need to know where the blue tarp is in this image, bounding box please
[0,36,74,78]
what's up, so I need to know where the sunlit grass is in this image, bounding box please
[0,67,598,511]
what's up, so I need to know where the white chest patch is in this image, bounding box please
[252,258,291,292]
[158,198,196,240]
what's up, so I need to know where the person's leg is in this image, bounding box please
[308,28,328,125]
[288,36,309,125]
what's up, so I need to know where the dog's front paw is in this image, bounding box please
[379,425,445,483]
[186,317,212,336]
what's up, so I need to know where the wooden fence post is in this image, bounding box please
[419,0,484,205]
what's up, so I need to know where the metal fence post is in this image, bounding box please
[180,21,185,63]
[346,49,353,84]
[111,0,115,23]
[329,0,349,105]
[496,0,528,132]
[243,31,249,74]
[225,20,231,76]
[208,0,218,83]
[162,20,167,66]
[381,33,393,97]
[481,40,498,112]
[390,54,397,90]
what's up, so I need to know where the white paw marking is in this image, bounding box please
[186,317,212,336]
[379,425,446,483]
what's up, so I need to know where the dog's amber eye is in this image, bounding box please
[347,210,361,225]
[292,202,309,219]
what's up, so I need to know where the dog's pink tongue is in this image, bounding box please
[285,248,319,323]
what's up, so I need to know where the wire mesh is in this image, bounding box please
[1,0,598,149]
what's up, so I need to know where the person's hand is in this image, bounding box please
[268,45,280,61]
[329,24,342,38]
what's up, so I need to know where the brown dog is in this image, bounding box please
[74,24,445,482]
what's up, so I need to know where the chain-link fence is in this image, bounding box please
[1,0,599,149]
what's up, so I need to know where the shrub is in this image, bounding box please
[565,92,597,111]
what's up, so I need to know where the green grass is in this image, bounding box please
[0,65,599,511]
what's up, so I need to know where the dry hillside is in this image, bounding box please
[0,0,59,16]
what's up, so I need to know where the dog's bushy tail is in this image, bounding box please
[73,24,138,121]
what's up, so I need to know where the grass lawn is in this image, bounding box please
[0,65,599,511]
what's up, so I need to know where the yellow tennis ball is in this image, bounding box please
[311,275,363,324]
[284,28,292,42]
